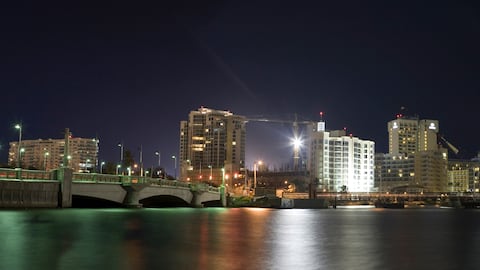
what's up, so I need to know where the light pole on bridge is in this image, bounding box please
[15,124,22,168]
[171,155,177,179]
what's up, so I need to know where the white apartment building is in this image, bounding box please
[307,121,375,193]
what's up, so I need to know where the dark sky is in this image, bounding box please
[1,1,480,173]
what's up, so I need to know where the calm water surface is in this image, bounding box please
[1,207,479,270]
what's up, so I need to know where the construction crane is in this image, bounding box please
[246,114,314,170]
[439,135,459,155]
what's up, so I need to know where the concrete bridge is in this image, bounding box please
[0,168,223,208]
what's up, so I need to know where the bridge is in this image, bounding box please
[0,167,224,208]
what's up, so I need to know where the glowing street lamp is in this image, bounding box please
[208,165,212,180]
[85,159,91,173]
[171,155,177,179]
[116,164,121,175]
[155,151,161,167]
[43,152,50,170]
[100,161,105,174]
[15,124,22,168]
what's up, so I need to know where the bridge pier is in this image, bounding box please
[123,185,143,208]
[54,167,73,208]
[191,191,205,207]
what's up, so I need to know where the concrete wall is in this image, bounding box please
[0,180,59,208]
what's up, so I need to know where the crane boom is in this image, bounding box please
[440,136,459,155]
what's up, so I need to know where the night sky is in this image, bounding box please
[1,1,480,173]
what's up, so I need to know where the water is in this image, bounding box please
[1,207,479,270]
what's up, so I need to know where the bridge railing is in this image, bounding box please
[0,168,54,181]
[72,173,192,188]
[72,173,124,184]
[0,168,217,192]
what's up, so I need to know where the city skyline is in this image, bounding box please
[1,1,479,173]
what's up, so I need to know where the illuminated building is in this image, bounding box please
[9,136,99,172]
[375,154,415,192]
[388,114,439,155]
[377,114,448,193]
[448,157,480,193]
[179,107,246,187]
[307,121,375,193]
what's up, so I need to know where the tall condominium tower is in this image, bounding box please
[307,121,375,193]
[179,107,246,186]
[388,114,439,155]
[9,135,99,172]
[379,114,447,193]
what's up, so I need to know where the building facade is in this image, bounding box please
[179,107,246,186]
[377,114,448,193]
[448,158,480,193]
[307,121,375,193]
[388,115,439,155]
[9,136,99,172]
[374,153,415,192]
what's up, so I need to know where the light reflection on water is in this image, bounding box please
[0,208,479,270]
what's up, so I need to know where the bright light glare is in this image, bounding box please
[292,137,302,149]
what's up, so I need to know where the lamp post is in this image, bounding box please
[221,168,226,207]
[15,124,22,168]
[171,155,177,179]
[116,164,121,175]
[118,142,124,174]
[100,161,105,174]
[208,165,212,180]
[85,159,90,173]
[43,152,49,170]
[155,151,161,167]
[19,148,25,168]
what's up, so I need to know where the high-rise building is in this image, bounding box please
[307,121,375,193]
[9,135,99,172]
[179,107,246,186]
[378,114,447,193]
[388,115,439,155]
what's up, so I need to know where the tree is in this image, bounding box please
[122,149,136,169]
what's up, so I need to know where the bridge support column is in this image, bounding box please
[123,186,143,208]
[220,186,227,207]
[191,191,205,208]
[54,167,73,208]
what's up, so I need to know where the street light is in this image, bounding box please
[118,142,124,162]
[171,155,177,179]
[100,161,105,174]
[221,168,226,207]
[116,164,121,175]
[15,124,22,168]
[155,151,161,167]
[208,165,212,180]
[85,159,91,173]
[118,142,124,175]
[43,152,49,170]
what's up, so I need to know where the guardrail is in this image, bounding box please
[0,168,54,181]
[72,173,193,189]
[0,168,219,192]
